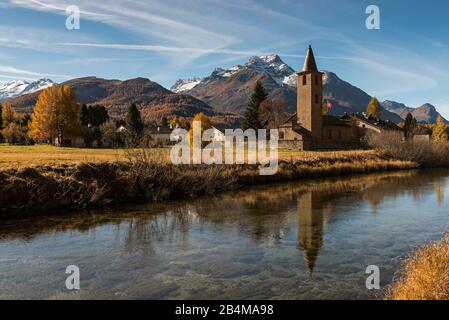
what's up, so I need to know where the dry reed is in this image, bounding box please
[387,233,449,300]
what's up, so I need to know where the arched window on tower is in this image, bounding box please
[315,94,318,104]
[315,75,318,85]
[303,75,307,86]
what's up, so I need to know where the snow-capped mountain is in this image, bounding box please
[0,80,29,100]
[171,77,202,93]
[23,79,54,95]
[171,54,295,93]
[170,54,298,114]
[171,67,243,93]
[245,54,295,85]
[171,54,352,94]
[0,78,54,101]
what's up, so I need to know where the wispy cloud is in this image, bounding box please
[2,0,334,63]
[0,74,40,81]
[9,0,110,17]
[55,42,269,57]
[0,64,70,80]
[0,25,94,53]
[0,65,45,76]
[5,0,239,62]
[52,57,159,66]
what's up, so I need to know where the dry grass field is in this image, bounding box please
[0,144,127,168]
[0,144,379,168]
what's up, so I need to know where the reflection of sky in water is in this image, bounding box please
[1,169,449,300]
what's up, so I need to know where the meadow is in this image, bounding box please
[0,144,380,168]
[0,144,128,168]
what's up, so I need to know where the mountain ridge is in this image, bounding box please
[4,76,241,126]
[381,100,448,124]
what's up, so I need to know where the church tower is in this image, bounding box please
[297,46,323,141]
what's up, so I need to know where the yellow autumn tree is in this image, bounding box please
[188,112,212,146]
[366,97,382,119]
[1,102,18,128]
[29,85,81,143]
[171,116,179,128]
[432,115,448,142]
[171,115,186,128]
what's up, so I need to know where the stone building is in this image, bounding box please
[340,113,401,134]
[279,46,359,150]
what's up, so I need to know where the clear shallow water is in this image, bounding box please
[1,169,449,300]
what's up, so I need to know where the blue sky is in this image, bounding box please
[0,0,448,116]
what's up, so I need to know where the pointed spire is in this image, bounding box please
[302,45,318,72]
[303,246,320,277]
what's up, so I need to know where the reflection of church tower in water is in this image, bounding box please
[434,178,445,206]
[297,191,325,276]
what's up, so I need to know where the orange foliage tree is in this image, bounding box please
[188,112,212,145]
[29,85,80,143]
[1,102,17,128]
[171,115,186,128]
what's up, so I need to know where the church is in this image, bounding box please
[279,46,359,150]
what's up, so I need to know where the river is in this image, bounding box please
[1,169,449,299]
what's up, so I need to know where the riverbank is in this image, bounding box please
[0,151,416,216]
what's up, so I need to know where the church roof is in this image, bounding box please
[282,113,351,128]
[302,45,318,73]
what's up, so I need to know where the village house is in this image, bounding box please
[412,126,432,142]
[145,125,173,146]
[340,113,401,134]
[145,124,225,147]
[54,137,85,148]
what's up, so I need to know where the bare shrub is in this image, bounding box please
[366,131,449,167]
[260,97,289,129]
[124,147,169,164]
[123,150,239,201]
